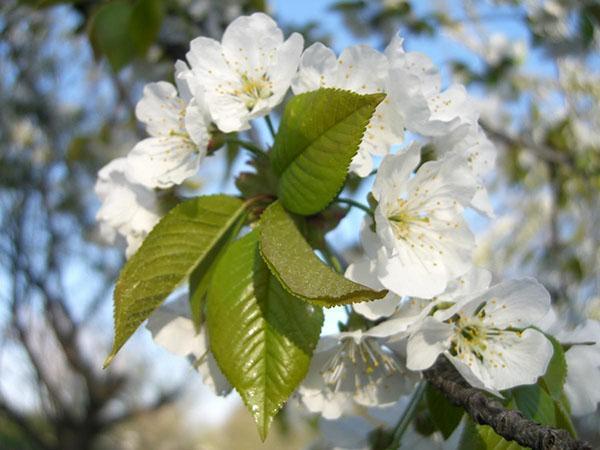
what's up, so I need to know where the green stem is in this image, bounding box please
[320,243,344,274]
[225,138,265,157]
[384,381,427,450]
[265,115,276,139]
[335,197,373,216]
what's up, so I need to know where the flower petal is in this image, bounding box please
[406,317,453,371]
[127,136,201,189]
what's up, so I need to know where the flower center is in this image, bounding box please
[387,205,430,240]
[321,337,403,393]
[448,309,512,369]
[238,73,273,110]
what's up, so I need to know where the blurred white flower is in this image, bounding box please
[407,278,553,392]
[540,308,600,416]
[185,13,303,132]
[146,294,232,396]
[432,122,496,216]
[127,61,211,189]
[95,157,162,258]
[298,327,418,419]
[346,143,477,300]
[387,50,477,137]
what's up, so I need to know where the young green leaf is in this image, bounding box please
[259,201,387,307]
[512,384,556,426]
[554,398,577,437]
[104,195,247,367]
[425,383,464,439]
[459,419,525,450]
[206,229,323,440]
[129,0,164,56]
[540,334,567,401]
[89,1,136,71]
[188,211,247,330]
[271,88,385,215]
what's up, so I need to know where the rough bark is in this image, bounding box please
[423,357,592,450]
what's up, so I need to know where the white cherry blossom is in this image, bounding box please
[433,122,496,216]
[540,308,600,416]
[347,142,477,300]
[352,266,492,327]
[95,157,162,257]
[185,13,303,132]
[146,294,232,396]
[407,278,553,392]
[298,327,418,419]
[387,50,477,138]
[127,61,211,189]
[292,40,404,176]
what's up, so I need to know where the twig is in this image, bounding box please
[423,357,592,450]
[334,197,373,216]
[480,121,572,167]
[385,381,427,450]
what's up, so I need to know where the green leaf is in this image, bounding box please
[554,398,577,437]
[459,419,525,450]
[425,383,464,439]
[512,384,556,426]
[259,201,387,307]
[206,229,323,440]
[271,88,385,215]
[89,0,164,71]
[104,195,247,367]
[188,210,247,330]
[89,1,136,71]
[540,335,567,401]
[130,0,164,55]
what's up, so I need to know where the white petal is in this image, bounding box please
[349,147,374,177]
[95,158,161,240]
[438,267,492,303]
[368,298,436,338]
[384,34,405,62]
[346,255,379,285]
[127,136,201,189]
[174,60,194,103]
[292,42,337,94]
[146,296,200,358]
[468,278,551,329]
[184,100,210,148]
[372,142,421,201]
[459,328,553,391]
[406,317,453,371]
[334,44,387,93]
[221,13,283,74]
[353,293,399,321]
[268,32,304,102]
[564,345,600,415]
[136,82,185,138]
[195,329,233,396]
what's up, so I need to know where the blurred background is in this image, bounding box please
[0,0,598,448]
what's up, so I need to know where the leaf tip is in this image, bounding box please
[103,353,116,369]
[256,416,272,442]
[368,92,386,106]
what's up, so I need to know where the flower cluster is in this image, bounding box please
[95,12,598,449]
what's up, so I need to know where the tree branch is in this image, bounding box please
[423,357,591,450]
[479,121,573,167]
